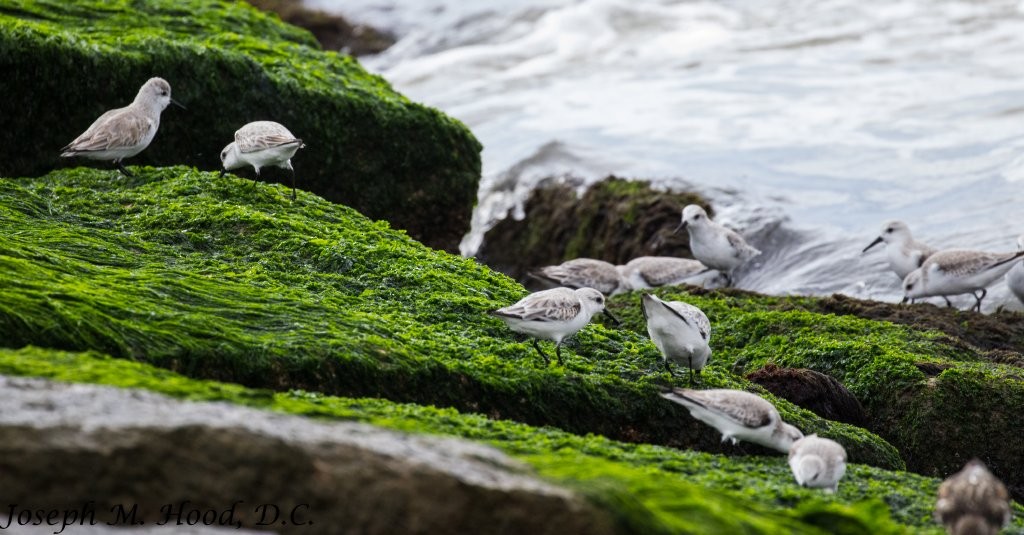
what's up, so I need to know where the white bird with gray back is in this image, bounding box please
[677,205,760,286]
[617,256,728,290]
[221,121,306,200]
[902,248,1024,311]
[660,388,803,453]
[862,220,937,281]
[641,293,710,385]
[489,287,618,366]
[529,258,626,296]
[788,434,847,493]
[60,77,184,177]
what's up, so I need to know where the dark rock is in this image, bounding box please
[477,176,711,282]
[0,376,615,535]
[746,364,868,427]
[247,0,395,56]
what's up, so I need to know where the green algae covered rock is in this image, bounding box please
[6,345,1018,534]
[608,287,1024,500]
[0,167,899,471]
[0,0,479,251]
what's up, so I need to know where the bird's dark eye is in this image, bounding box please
[695,214,702,219]
[906,283,914,290]
[161,91,168,96]
[886,228,893,233]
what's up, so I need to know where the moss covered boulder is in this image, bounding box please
[608,287,1024,500]
[477,176,711,281]
[0,0,478,251]
[0,167,899,471]
[5,346,1020,534]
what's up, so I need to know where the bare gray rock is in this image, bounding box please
[0,376,614,535]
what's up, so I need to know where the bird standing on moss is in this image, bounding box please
[641,293,710,385]
[60,77,184,177]
[220,121,305,200]
[489,287,618,366]
[788,434,847,493]
[660,388,803,453]
[901,248,1024,312]
[676,205,761,286]
[935,459,1010,535]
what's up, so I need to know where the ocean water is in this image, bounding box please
[311,0,1024,310]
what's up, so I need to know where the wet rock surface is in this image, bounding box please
[0,376,613,535]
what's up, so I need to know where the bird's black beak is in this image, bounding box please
[219,169,226,178]
[862,236,883,253]
[900,296,909,304]
[603,310,621,326]
[674,221,687,234]
[171,98,186,110]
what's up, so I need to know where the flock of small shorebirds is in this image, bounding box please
[57,78,1018,533]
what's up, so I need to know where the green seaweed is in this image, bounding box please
[608,287,1024,496]
[0,167,900,471]
[0,0,480,250]
[5,345,1016,534]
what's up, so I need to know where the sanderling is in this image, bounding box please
[935,459,1010,535]
[660,388,803,453]
[221,121,306,200]
[677,205,761,286]
[60,77,184,177]
[489,287,618,366]
[1006,235,1024,306]
[529,258,626,296]
[617,256,728,290]
[902,249,1024,312]
[641,294,710,384]
[862,220,937,281]
[788,434,847,493]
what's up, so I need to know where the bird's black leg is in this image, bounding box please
[556,344,563,366]
[116,161,134,178]
[944,296,953,308]
[724,273,733,288]
[531,340,550,366]
[973,289,986,312]
[250,168,261,190]
[688,356,695,387]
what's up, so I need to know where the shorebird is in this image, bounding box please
[935,459,1011,535]
[529,258,626,296]
[489,287,618,366]
[60,77,184,176]
[676,205,761,286]
[641,294,710,384]
[862,220,937,281]
[902,249,1024,311]
[220,121,306,200]
[788,434,847,493]
[617,256,728,290]
[660,388,803,453]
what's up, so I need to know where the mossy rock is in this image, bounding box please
[0,0,478,251]
[0,167,899,471]
[6,345,1022,534]
[477,176,711,282]
[608,286,1024,500]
